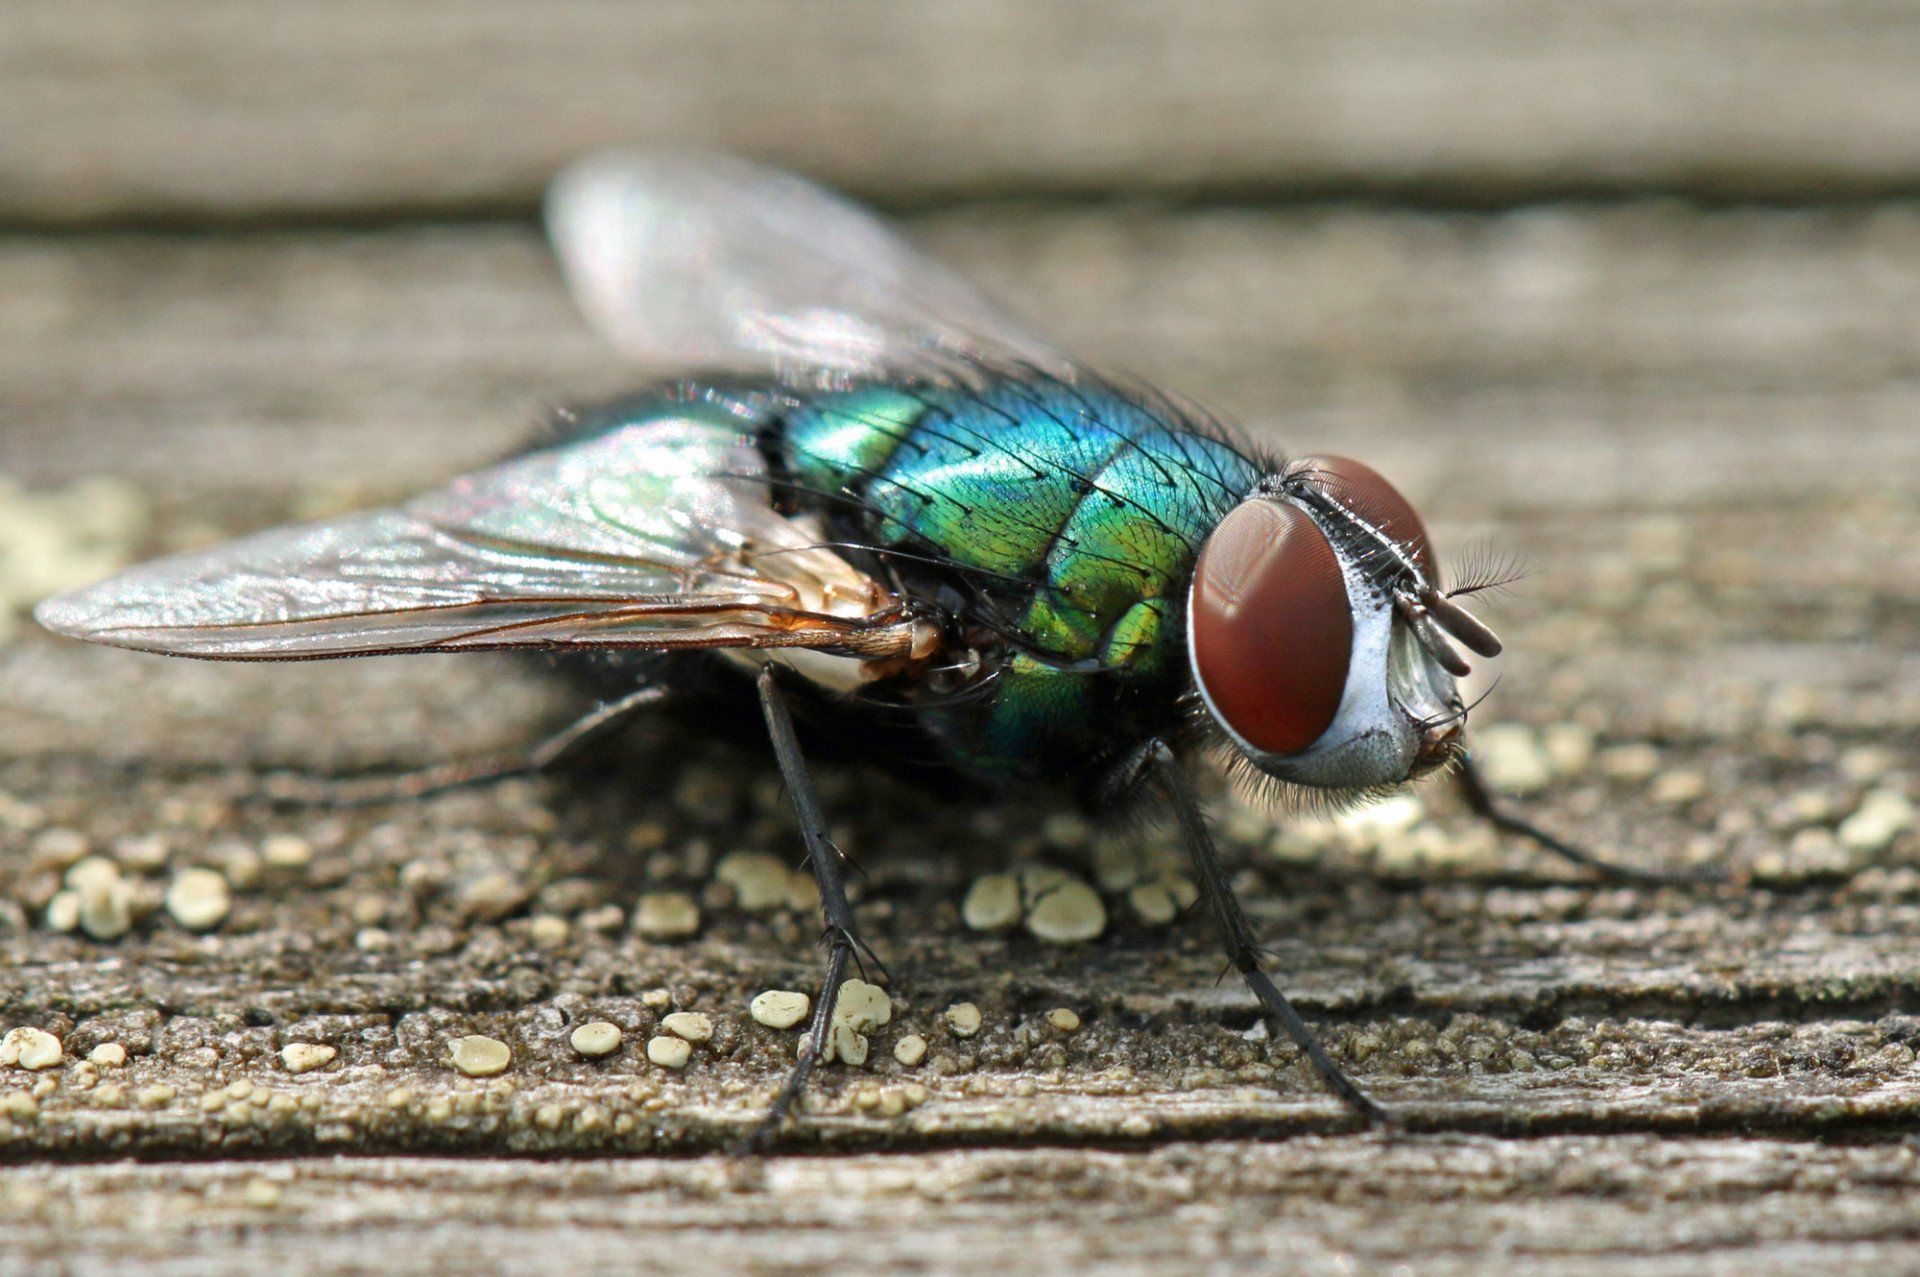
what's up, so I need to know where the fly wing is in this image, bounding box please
[34,417,909,662]
[547,151,1074,380]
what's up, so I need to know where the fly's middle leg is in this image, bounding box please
[1131,739,1391,1129]
[740,665,880,1150]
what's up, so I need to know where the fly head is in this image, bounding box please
[1186,455,1503,792]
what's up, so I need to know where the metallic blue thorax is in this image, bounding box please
[778,377,1260,780]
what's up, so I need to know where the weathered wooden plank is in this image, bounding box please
[0,493,1915,1158]
[7,1141,1920,1277]
[7,204,1920,513]
[2,203,1919,1272]
[10,1,1920,224]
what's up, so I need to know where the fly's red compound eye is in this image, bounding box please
[1191,498,1352,756]
[1299,455,1434,576]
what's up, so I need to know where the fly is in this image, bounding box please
[34,152,1695,1137]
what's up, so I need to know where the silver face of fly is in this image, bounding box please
[1232,565,1461,791]
[1187,455,1500,793]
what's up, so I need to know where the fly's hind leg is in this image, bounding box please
[1130,740,1391,1128]
[739,665,879,1151]
[1452,751,1725,885]
[257,685,668,808]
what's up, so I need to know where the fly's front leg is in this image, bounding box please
[741,665,876,1150]
[1452,751,1725,885]
[257,685,668,808]
[1134,740,1390,1128]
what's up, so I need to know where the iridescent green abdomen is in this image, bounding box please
[782,376,1260,780]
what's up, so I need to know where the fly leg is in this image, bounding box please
[1452,753,1725,885]
[740,665,878,1150]
[258,685,667,808]
[1133,740,1391,1128]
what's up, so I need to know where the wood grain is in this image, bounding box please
[4,121,1920,1274]
[1,482,1914,1266]
[11,1144,1920,1275]
[10,1,1920,224]
[8,204,1920,514]
[10,1142,1920,1277]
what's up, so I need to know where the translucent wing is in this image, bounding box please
[547,151,1074,380]
[34,417,913,664]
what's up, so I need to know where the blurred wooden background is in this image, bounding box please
[4,5,1920,1275]
[15,0,1920,222]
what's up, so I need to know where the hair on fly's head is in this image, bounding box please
[1442,539,1530,601]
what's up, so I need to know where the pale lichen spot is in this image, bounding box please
[280,1043,336,1075]
[714,852,791,911]
[633,892,702,940]
[944,1003,983,1038]
[166,867,233,931]
[569,1022,623,1057]
[646,1036,691,1069]
[1021,869,1105,943]
[446,1035,512,1077]
[1840,789,1915,854]
[823,979,891,1065]
[893,1034,928,1067]
[1,1027,62,1071]
[661,1012,713,1044]
[961,873,1021,931]
[750,990,810,1030]
[1472,724,1553,795]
